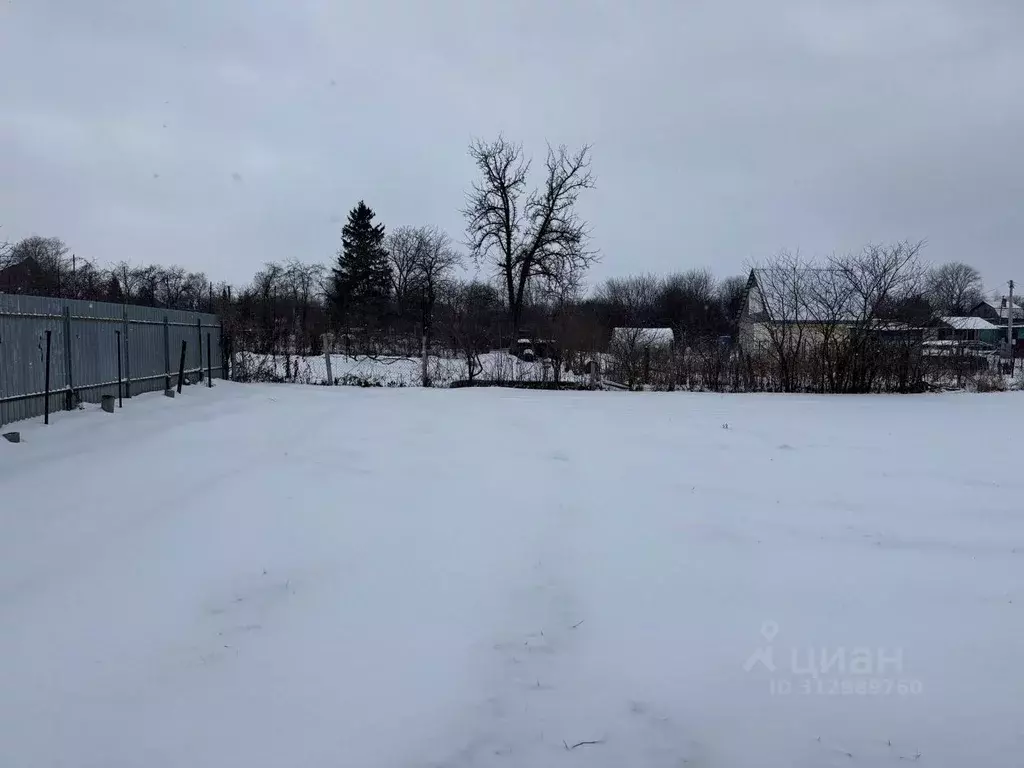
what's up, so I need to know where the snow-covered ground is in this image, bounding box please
[2,384,1022,767]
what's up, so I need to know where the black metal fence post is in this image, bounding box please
[177,340,187,394]
[62,306,75,410]
[207,332,213,387]
[122,305,133,398]
[220,321,229,381]
[163,315,171,391]
[115,330,123,407]
[44,330,52,425]
[196,318,203,382]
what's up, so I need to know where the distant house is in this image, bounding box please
[968,299,1024,353]
[935,317,1002,346]
[735,268,937,354]
[969,298,1024,326]
[0,256,44,294]
[736,268,856,354]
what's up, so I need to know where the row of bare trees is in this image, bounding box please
[0,234,224,311]
[4,134,1014,392]
[747,244,926,392]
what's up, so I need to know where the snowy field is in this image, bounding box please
[2,384,1022,767]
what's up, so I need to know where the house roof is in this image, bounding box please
[744,268,861,324]
[973,299,1024,321]
[0,255,40,274]
[940,316,1000,331]
[611,327,674,346]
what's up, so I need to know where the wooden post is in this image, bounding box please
[207,332,213,387]
[177,340,187,393]
[323,333,334,385]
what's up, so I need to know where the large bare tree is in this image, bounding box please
[385,226,424,324]
[926,261,984,315]
[830,241,925,392]
[717,275,749,327]
[594,273,661,328]
[412,227,461,336]
[657,269,718,338]
[803,266,857,392]
[110,261,141,303]
[385,225,461,382]
[463,136,596,343]
[7,235,70,295]
[413,227,461,385]
[751,250,816,392]
[283,259,326,353]
[0,228,13,270]
[832,241,925,326]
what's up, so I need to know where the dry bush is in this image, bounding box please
[973,371,1007,393]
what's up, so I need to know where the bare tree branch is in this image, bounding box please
[563,739,605,750]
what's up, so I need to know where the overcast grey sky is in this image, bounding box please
[1,0,1021,290]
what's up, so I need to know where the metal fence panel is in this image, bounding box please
[0,293,222,427]
[125,305,164,396]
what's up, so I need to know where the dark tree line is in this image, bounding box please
[0,234,224,311]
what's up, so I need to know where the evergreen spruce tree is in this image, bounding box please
[329,201,392,327]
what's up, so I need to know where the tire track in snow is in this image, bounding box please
[423,436,700,766]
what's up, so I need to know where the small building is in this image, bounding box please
[936,317,1002,346]
[968,299,1024,354]
[0,256,45,294]
[735,268,857,354]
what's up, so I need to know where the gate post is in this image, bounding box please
[163,315,171,391]
[122,305,133,398]
[322,333,334,385]
[62,306,75,410]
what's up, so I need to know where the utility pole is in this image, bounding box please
[1009,279,1016,375]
